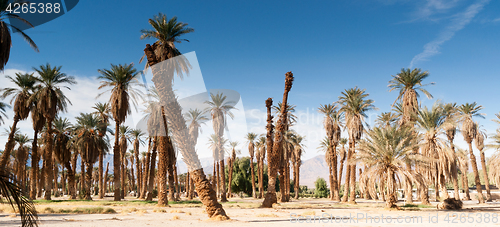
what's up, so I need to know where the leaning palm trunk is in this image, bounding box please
[479,151,492,202]
[263,72,294,208]
[468,142,484,203]
[145,47,227,218]
[461,172,471,200]
[0,117,20,169]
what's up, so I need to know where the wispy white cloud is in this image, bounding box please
[409,0,490,68]
[493,17,500,22]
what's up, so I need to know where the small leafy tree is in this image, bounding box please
[314,177,329,198]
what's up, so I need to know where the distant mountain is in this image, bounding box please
[299,155,330,189]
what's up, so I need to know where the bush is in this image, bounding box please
[314,178,329,198]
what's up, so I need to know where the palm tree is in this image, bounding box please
[375,112,398,128]
[28,93,45,199]
[290,133,304,199]
[456,147,471,200]
[0,101,8,125]
[262,72,294,208]
[337,138,348,190]
[474,125,491,201]
[92,102,111,199]
[0,0,39,71]
[355,125,427,208]
[227,141,240,198]
[72,113,108,200]
[185,108,209,147]
[414,102,454,203]
[142,13,227,218]
[97,63,142,201]
[442,102,460,200]
[456,102,485,203]
[53,117,76,199]
[205,92,236,202]
[388,67,433,204]
[245,132,258,198]
[30,63,76,200]
[130,128,145,197]
[14,133,31,191]
[0,72,36,169]
[318,104,343,201]
[338,87,375,204]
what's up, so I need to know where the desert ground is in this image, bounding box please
[2,196,500,227]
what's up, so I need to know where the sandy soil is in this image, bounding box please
[2,197,500,227]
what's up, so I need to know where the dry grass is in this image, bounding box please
[40,207,116,214]
[256,213,278,217]
[168,209,184,213]
[136,209,147,215]
[153,208,167,213]
[301,210,316,216]
[171,215,180,220]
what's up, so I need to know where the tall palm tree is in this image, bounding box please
[130,128,145,197]
[318,104,343,201]
[245,132,258,198]
[53,117,76,199]
[205,92,236,202]
[0,0,39,71]
[355,125,427,208]
[28,93,45,199]
[388,67,433,204]
[262,72,294,208]
[0,73,36,169]
[14,133,31,191]
[442,102,460,200]
[97,63,142,201]
[30,63,76,200]
[457,102,485,203]
[474,125,491,201]
[142,13,228,218]
[92,102,111,199]
[338,87,375,204]
[72,113,108,200]
[414,102,454,203]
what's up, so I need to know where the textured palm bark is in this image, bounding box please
[348,143,357,204]
[167,147,175,202]
[262,98,276,208]
[84,162,93,200]
[479,151,492,201]
[227,158,233,198]
[63,161,76,200]
[80,160,85,197]
[113,120,121,201]
[258,155,264,198]
[250,155,256,198]
[145,45,227,218]
[191,168,227,217]
[439,173,450,199]
[278,162,285,202]
[468,142,484,203]
[134,140,141,198]
[104,162,109,196]
[174,163,181,201]
[294,162,300,199]
[98,150,104,199]
[341,142,352,202]
[338,154,345,190]
[189,173,195,199]
[157,135,169,206]
[219,159,227,202]
[29,132,39,199]
[328,164,334,199]
[331,144,340,201]
[0,117,19,169]
[146,139,157,201]
[386,168,397,208]
[461,172,471,200]
[37,162,45,198]
[44,121,54,200]
[140,150,151,199]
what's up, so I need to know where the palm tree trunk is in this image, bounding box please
[84,161,93,200]
[174,163,180,201]
[341,142,352,202]
[227,158,233,198]
[64,161,76,200]
[29,130,39,199]
[219,159,227,202]
[294,161,299,199]
[338,155,344,190]
[0,117,19,169]
[141,150,151,199]
[479,151,492,202]
[348,141,357,204]
[278,160,285,202]
[113,120,121,201]
[386,168,396,208]
[461,171,471,200]
[328,165,334,199]
[80,157,85,197]
[262,98,277,208]
[104,162,109,196]
[331,145,340,201]
[135,142,140,198]
[157,135,169,206]
[250,155,256,198]
[259,156,264,198]
[121,152,125,199]
[98,149,104,199]
[37,162,44,198]
[43,121,54,200]
[468,142,484,203]
[439,173,449,199]
[146,138,157,201]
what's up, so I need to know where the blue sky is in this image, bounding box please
[3,0,500,160]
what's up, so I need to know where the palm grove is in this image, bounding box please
[1,10,500,226]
